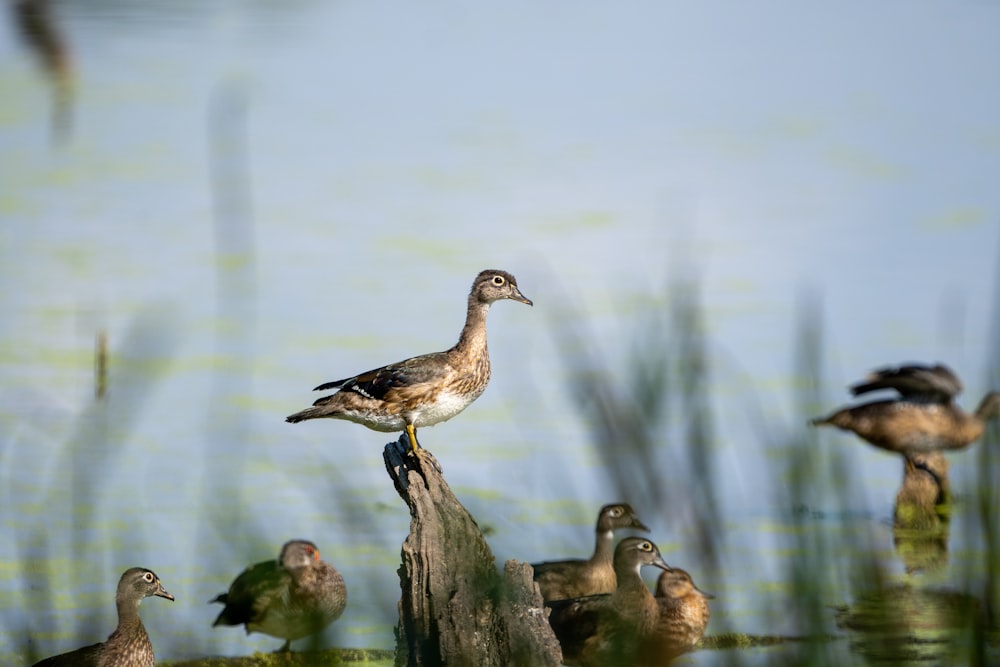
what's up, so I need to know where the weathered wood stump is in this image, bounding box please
[383,436,562,667]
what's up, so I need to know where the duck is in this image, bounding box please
[811,363,1000,462]
[32,567,174,667]
[211,539,347,652]
[643,568,713,662]
[532,503,649,602]
[545,537,671,667]
[286,269,532,453]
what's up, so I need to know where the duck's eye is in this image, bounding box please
[640,542,653,552]
[143,572,154,583]
[491,275,505,286]
[610,507,623,518]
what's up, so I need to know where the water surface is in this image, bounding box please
[2,2,999,664]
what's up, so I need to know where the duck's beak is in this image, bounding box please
[156,585,176,602]
[631,518,650,532]
[511,287,533,306]
[652,555,672,573]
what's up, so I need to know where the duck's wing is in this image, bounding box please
[850,363,962,401]
[532,558,587,578]
[531,558,590,600]
[31,642,103,667]
[311,352,452,401]
[211,560,290,627]
[545,594,609,661]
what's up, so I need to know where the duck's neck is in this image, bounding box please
[613,564,659,630]
[591,529,614,564]
[108,597,146,642]
[613,563,649,596]
[454,298,491,356]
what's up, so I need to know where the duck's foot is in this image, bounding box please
[420,448,443,474]
[409,445,443,474]
[403,426,442,473]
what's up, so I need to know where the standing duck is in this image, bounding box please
[811,363,1000,462]
[32,567,174,667]
[532,503,649,602]
[286,269,532,453]
[211,539,347,652]
[546,537,672,667]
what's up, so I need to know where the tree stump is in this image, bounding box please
[383,436,562,667]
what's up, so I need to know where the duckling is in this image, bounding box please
[32,567,174,667]
[546,537,671,667]
[532,503,649,602]
[812,363,1000,462]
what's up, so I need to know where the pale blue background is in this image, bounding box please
[2,1,998,664]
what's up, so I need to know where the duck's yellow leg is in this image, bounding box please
[405,423,421,453]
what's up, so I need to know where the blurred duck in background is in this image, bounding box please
[211,539,347,652]
[812,363,1000,464]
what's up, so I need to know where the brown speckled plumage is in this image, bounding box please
[812,363,1000,460]
[546,537,671,667]
[286,270,532,453]
[32,568,174,667]
[645,568,712,661]
[211,539,347,652]
[532,503,649,602]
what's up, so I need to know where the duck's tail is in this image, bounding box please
[974,391,1000,420]
[286,407,326,423]
[286,392,342,423]
[810,409,853,429]
[810,415,831,427]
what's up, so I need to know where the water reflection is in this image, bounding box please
[892,452,949,574]
[835,583,983,666]
[838,433,991,664]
